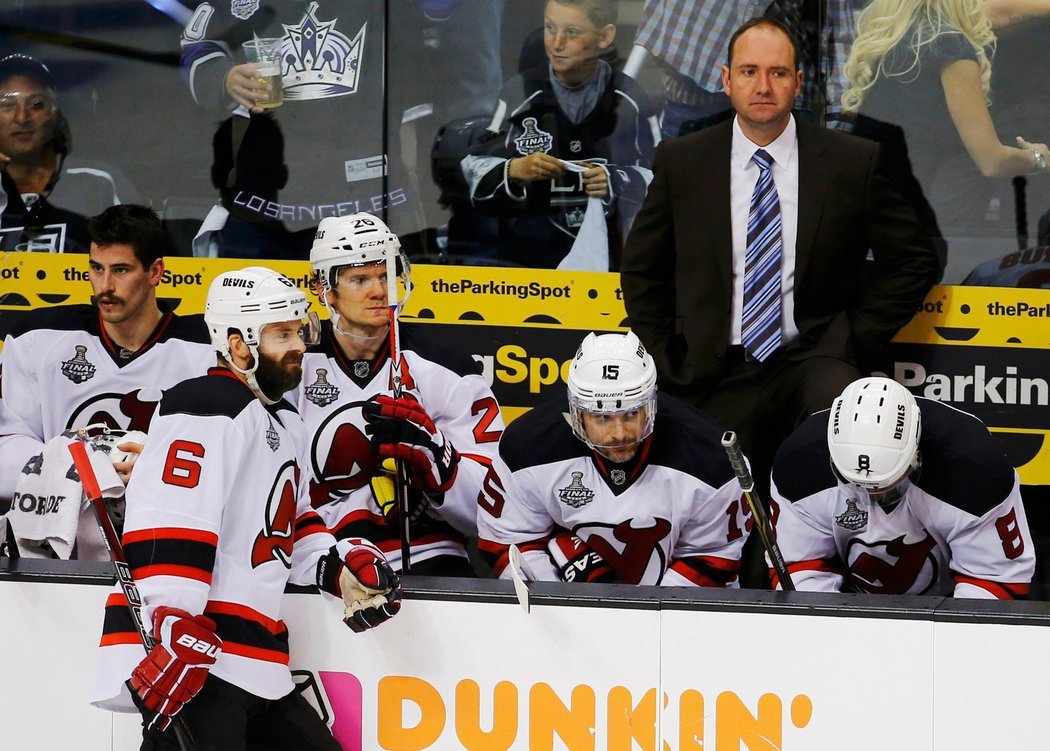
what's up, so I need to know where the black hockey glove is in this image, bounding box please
[547,532,615,583]
[363,395,459,493]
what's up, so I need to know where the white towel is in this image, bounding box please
[557,196,609,272]
[3,433,124,560]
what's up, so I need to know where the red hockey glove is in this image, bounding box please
[363,395,459,493]
[128,606,222,731]
[547,532,615,583]
[317,540,402,633]
[370,458,432,523]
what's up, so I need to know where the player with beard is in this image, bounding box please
[291,212,504,575]
[476,331,750,586]
[91,266,401,749]
[770,377,1035,597]
[0,204,212,559]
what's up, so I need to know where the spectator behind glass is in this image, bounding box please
[842,0,1050,233]
[180,2,426,260]
[460,0,659,270]
[0,54,137,253]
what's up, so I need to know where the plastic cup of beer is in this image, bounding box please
[242,37,284,109]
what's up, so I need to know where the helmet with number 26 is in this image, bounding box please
[827,377,921,491]
[567,332,657,461]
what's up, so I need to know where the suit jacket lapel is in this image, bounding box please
[795,123,829,286]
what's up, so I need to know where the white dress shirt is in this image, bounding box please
[729,115,800,346]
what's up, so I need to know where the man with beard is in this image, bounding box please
[476,331,750,586]
[91,266,401,749]
[0,204,212,559]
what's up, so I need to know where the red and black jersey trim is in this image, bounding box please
[774,558,844,590]
[476,536,547,576]
[951,573,1030,600]
[204,601,290,665]
[293,511,329,543]
[123,527,218,585]
[669,555,740,587]
[97,309,176,366]
[330,507,464,548]
[593,435,653,494]
[99,592,142,647]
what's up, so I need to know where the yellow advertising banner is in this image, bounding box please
[1,254,1047,483]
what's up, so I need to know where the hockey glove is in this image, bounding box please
[370,458,432,523]
[317,539,402,633]
[128,606,222,731]
[363,395,459,493]
[547,532,616,583]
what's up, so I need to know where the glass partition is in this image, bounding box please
[0,0,1047,284]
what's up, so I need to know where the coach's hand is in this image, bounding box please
[129,606,222,731]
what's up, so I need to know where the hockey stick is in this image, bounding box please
[720,432,795,592]
[68,439,197,751]
[386,244,412,574]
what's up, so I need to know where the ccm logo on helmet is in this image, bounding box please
[357,239,385,248]
[222,278,255,288]
[175,633,221,658]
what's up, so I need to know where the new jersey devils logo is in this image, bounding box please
[846,532,939,595]
[309,402,378,508]
[65,389,160,433]
[252,460,300,568]
[577,517,673,585]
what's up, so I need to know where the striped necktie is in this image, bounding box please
[741,149,783,362]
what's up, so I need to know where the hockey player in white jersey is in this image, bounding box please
[770,377,1035,598]
[476,331,749,586]
[91,267,401,749]
[0,204,213,558]
[292,211,504,575]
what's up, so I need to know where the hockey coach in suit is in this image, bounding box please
[620,16,941,499]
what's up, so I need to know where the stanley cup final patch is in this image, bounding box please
[60,345,96,384]
[305,368,340,407]
[835,498,868,531]
[266,418,281,452]
[514,117,554,155]
[231,0,259,20]
[558,471,595,508]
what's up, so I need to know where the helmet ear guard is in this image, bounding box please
[566,331,658,453]
[827,377,921,490]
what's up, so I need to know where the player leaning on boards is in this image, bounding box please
[0,204,212,559]
[770,377,1035,597]
[477,331,750,585]
[291,211,504,575]
[91,267,401,749]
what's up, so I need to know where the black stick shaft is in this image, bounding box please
[720,432,795,592]
[1013,176,1028,251]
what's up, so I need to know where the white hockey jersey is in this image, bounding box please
[0,304,214,499]
[93,369,344,711]
[288,322,504,571]
[476,393,749,586]
[771,399,1035,599]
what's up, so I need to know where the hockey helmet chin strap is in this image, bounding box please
[223,344,279,405]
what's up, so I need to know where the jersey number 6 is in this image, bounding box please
[161,440,205,489]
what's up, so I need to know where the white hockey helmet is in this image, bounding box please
[205,266,311,360]
[827,377,922,490]
[567,331,658,451]
[310,212,411,303]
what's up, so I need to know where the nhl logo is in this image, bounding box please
[230,0,259,20]
[60,345,96,384]
[557,471,595,509]
[513,117,554,156]
[353,361,370,379]
[305,368,340,407]
[835,498,868,531]
[569,140,582,153]
[266,419,280,452]
[610,469,626,486]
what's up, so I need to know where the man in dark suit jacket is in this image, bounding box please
[621,18,940,523]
